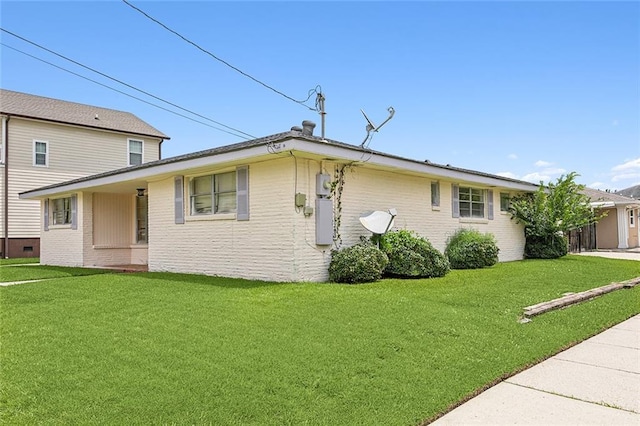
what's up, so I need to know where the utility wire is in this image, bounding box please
[121,0,319,111]
[1,43,253,140]
[0,27,256,139]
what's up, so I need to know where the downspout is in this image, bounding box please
[2,115,9,258]
[158,139,163,160]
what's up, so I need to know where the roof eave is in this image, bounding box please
[1,112,170,140]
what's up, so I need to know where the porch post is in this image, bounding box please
[617,206,628,249]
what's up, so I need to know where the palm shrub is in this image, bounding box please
[509,172,602,259]
[379,230,449,278]
[445,228,499,269]
[328,241,388,284]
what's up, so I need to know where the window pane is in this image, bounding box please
[215,193,236,213]
[136,195,148,243]
[472,204,484,218]
[35,142,46,154]
[193,176,212,195]
[431,182,440,206]
[193,195,212,214]
[35,154,46,165]
[129,152,142,166]
[460,204,471,217]
[129,140,143,154]
[215,172,236,193]
[52,197,71,224]
[500,193,510,211]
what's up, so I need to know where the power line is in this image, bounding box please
[0,27,256,139]
[1,43,253,140]
[121,0,320,111]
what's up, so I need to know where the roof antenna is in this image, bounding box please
[360,106,395,148]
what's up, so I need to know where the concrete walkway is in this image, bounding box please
[573,249,640,261]
[431,315,640,425]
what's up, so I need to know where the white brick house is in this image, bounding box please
[20,122,539,282]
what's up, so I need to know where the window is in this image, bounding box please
[500,192,510,212]
[459,186,485,218]
[136,194,148,243]
[52,197,72,225]
[631,210,635,228]
[431,181,440,207]
[34,140,48,166]
[128,139,143,166]
[190,171,236,215]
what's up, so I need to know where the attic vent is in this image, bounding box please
[302,120,316,136]
[291,126,302,132]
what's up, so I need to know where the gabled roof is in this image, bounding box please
[583,187,640,208]
[616,184,640,199]
[0,89,169,139]
[20,127,540,199]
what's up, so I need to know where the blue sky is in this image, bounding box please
[1,1,639,190]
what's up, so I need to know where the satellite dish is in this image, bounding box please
[359,208,397,235]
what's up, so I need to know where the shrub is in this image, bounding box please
[379,230,449,278]
[445,228,500,269]
[328,241,389,284]
[524,233,568,259]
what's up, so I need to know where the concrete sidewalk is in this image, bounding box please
[431,315,640,425]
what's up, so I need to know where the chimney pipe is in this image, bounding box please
[301,120,316,136]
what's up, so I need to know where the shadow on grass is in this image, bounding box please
[129,271,295,290]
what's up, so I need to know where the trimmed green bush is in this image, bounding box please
[524,233,568,259]
[379,230,449,278]
[445,228,499,269]
[328,242,389,284]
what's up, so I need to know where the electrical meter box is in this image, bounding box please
[295,193,306,208]
[315,198,333,245]
[316,173,331,197]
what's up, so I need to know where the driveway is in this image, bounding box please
[574,249,640,261]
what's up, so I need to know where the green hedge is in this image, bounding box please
[328,242,389,284]
[379,230,449,278]
[445,228,499,269]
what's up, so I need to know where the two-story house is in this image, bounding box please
[1,89,169,258]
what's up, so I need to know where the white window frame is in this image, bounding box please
[51,196,72,225]
[0,116,6,165]
[128,139,144,166]
[500,192,510,212]
[135,193,148,244]
[189,171,237,216]
[630,209,635,228]
[33,140,49,167]
[431,181,440,208]
[459,186,485,218]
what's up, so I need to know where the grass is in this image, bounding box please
[0,257,40,266]
[0,264,113,282]
[1,255,639,425]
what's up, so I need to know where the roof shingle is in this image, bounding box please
[0,89,169,139]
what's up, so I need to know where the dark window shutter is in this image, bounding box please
[44,198,49,231]
[175,176,184,224]
[236,165,249,221]
[70,194,78,230]
[487,189,494,220]
[451,184,460,218]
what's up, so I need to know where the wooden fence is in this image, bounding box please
[568,223,597,253]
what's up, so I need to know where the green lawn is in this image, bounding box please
[1,255,639,425]
[0,264,113,282]
[0,257,40,266]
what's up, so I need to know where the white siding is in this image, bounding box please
[4,117,162,239]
